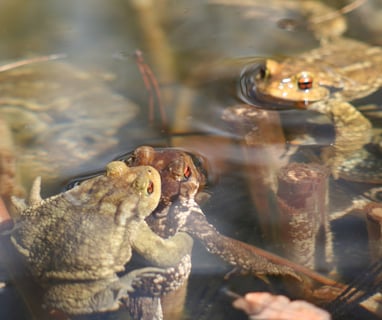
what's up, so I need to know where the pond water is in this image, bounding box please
[1,0,382,319]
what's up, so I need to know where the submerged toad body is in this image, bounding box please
[10,161,193,314]
[68,146,301,280]
[117,146,301,280]
[241,38,382,177]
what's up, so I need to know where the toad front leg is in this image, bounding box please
[308,99,372,178]
[161,197,300,280]
[169,198,345,285]
[131,221,193,268]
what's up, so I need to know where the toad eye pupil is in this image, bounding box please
[258,66,267,79]
[183,166,191,179]
[297,75,313,90]
[125,156,135,166]
[147,181,154,194]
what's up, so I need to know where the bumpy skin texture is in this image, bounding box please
[121,146,208,238]
[245,38,381,177]
[10,161,193,314]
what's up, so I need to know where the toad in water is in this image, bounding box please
[10,161,193,314]
[240,38,381,177]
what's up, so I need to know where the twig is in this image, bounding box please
[134,50,167,127]
[310,0,367,24]
[0,54,66,73]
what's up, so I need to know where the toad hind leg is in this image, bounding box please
[43,278,128,314]
[43,266,180,315]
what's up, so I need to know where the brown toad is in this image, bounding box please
[10,161,193,314]
[71,146,307,280]
[72,146,350,284]
[240,38,381,178]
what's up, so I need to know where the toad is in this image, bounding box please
[69,146,343,284]
[9,161,193,314]
[240,37,381,178]
[126,147,349,283]
[123,146,300,279]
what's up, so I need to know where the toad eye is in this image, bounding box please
[373,190,382,202]
[125,155,134,166]
[183,166,192,179]
[365,187,382,202]
[297,73,314,90]
[255,64,269,80]
[147,180,154,194]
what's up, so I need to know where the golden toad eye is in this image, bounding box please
[183,166,191,179]
[147,180,154,194]
[297,73,314,90]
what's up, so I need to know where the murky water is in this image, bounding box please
[1,0,382,319]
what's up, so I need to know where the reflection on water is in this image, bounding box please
[1,0,382,319]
